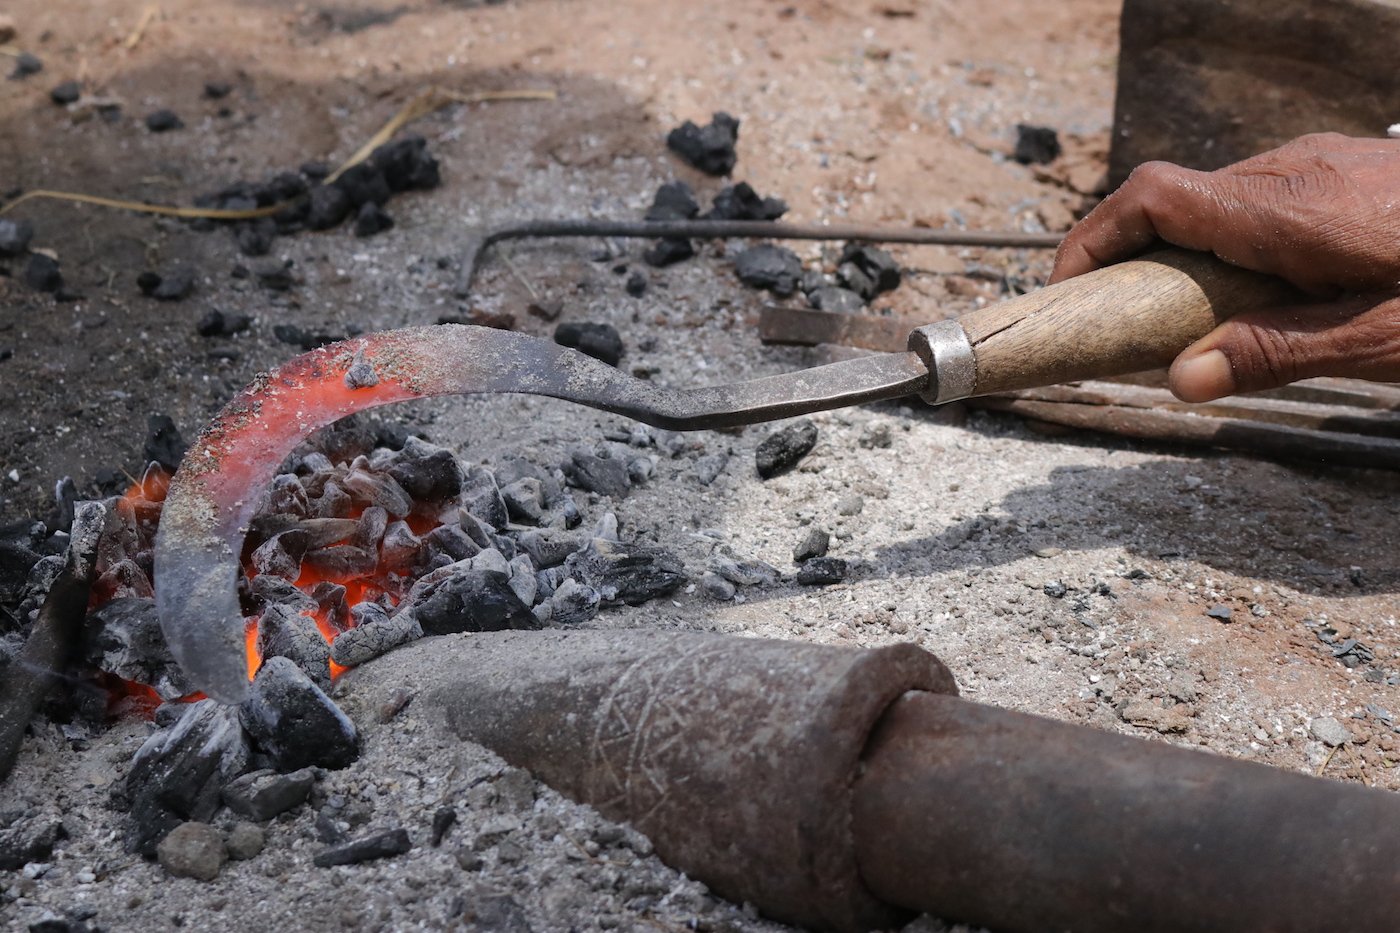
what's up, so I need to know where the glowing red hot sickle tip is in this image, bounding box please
[153,323,931,702]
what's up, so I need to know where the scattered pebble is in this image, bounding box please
[144,109,184,133]
[136,269,195,301]
[49,80,80,105]
[1205,604,1233,622]
[1309,716,1353,748]
[156,822,227,881]
[225,822,265,861]
[625,271,648,297]
[793,528,829,563]
[23,253,62,293]
[0,218,34,257]
[9,52,42,80]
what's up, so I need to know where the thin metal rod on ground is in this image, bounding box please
[454,218,1063,296]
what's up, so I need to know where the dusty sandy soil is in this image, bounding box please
[2,1,1399,931]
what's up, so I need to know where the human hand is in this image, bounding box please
[1048,133,1400,401]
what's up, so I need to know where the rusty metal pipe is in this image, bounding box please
[854,691,1400,933]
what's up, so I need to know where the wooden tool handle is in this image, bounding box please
[960,249,1297,396]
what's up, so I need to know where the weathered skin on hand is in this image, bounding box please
[1049,133,1400,402]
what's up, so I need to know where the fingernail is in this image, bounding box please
[1171,349,1235,402]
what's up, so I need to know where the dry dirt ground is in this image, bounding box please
[2,1,1399,931]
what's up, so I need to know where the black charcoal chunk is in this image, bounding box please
[305,184,352,230]
[222,768,315,822]
[808,286,865,313]
[733,244,801,296]
[239,656,359,771]
[0,218,33,257]
[402,568,537,636]
[553,321,624,367]
[642,237,695,267]
[145,109,184,132]
[332,162,391,207]
[564,538,685,606]
[23,253,62,292]
[0,813,65,872]
[343,467,412,517]
[793,528,830,562]
[562,448,631,498]
[204,81,233,99]
[330,606,422,666]
[257,603,331,687]
[645,180,700,220]
[353,201,395,238]
[706,182,787,221]
[839,242,901,294]
[122,700,250,855]
[756,419,818,478]
[796,556,848,585]
[144,414,187,471]
[385,436,464,501]
[234,219,276,257]
[1013,123,1061,165]
[137,268,195,301]
[85,597,192,700]
[666,111,739,176]
[9,53,43,80]
[370,134,440,191]
[313,827,411,867]
[625,271,647,297]
[253,258,296,291]
[517,528,580,569]
[460,469,508,529]
[49,80,80,105]
[500,478,545,524]
[544,578,601,625]
[250,530,307,580]
[196,308,253,338]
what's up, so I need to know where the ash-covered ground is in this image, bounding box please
[3,1,1399,931]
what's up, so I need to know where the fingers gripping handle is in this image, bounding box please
[910,249,1296,401]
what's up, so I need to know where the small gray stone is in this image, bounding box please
[700,572,736,601]
[1309,716,1353,747]
[1043,581,1068,599]
[713,557,781,587]
[157,822,226,881]
[225,823,266,861]
[222,768,315,821]
[793,528,830,563]
[1206,604,1233,622]
[835,494,864,516]
[693,452,729,486]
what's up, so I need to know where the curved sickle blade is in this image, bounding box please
[154,324,929,703]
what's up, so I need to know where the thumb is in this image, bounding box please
[1168,294,1400,402]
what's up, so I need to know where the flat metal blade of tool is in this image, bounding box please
[154,324,934,703]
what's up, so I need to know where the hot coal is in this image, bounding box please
[645,181,700,221]
[564,538,685,606]
[666,111,739,176]
[239,656,360,771]
[257,603,331,685]
[839,243,901,294]
[353,202,395,237]
[793,528,830,562]
[642,237,695,267]
[705,182,787,221]
[563,447,631,499]
[808,285,865,313]
[136,268,195,301]
[733,244,801,296]
[399,567,537,636]
[795,556,848,585]
[144,109,184,133]
[755,419,818,478]
[0,217,33,256]
[625,271,648,297]
[121,699,250,855]
[330,604,421,666]
[84,597,192,700]
[143,414,187,472]
[23,253,62,293]
[222,767,315,821]
[0,813,65,871]
[554,321,624,367]
[196,308,252,338]
[49,81,80,105]
[313,827,412,867]
[1014,123,1061,164]
[9,53,43,79]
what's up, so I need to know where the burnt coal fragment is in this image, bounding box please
[1013,123,1061,165]
[836,261,876,301]
[233,219,276,257]
[625,271,647,297]
[666,111,740,176]
[9,53,43,80]
[313,827,411,867]
[137,268,195,301]
[370,134,440,191]
[333,161,391,207]
[796,556,848,585]
[500,478,545,524]
[239,656,359,771]
[839,242,901,294]
[645,181,700,221]
[553,321,624,367]
[706,182,787,221]
[563,447,631,499]
[793,528,830,563]
[248,574,317,615]
[402,567,537,636]
[808,285,865,313]
[222,767,315,821]
[0,218,33,256]
[144,109,184,132]
[144,414,187,471]
[734,244,801,296]
[344,465,412,517]
[542,578,601,625]
[564,538,686,606]
[253,258,296,291]
[517,528,580,569]
[642,237,694,267]
[85,597,192,700]
[250,530,306,580]
[305,184,352,230]
[460,468,509,529]
[386,436,464,501]
[23,253,62,292]
[121,699,250,855]
[196,308,252,337]
[257,603,332,686]
[353,202,395,238]
[756,418,818,478]
[330,603,422,666]
[204,81,232,99]
[0,813,66,871]
[49,80,81,105]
